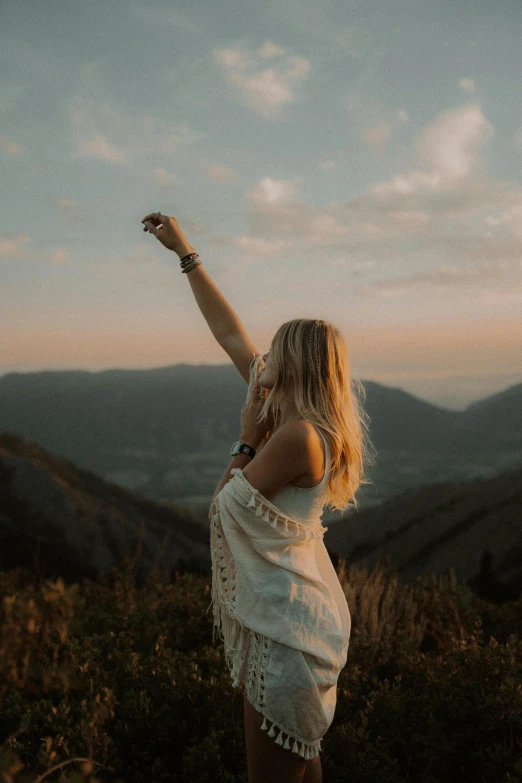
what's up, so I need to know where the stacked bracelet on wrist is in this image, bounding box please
[179,251,202,274]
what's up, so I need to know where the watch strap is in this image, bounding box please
[230,441,256,458]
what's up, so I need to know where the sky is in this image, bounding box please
[1,0,521,411]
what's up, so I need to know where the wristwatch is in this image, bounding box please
[230,441,256,458]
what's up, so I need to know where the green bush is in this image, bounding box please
[1,552,521,782]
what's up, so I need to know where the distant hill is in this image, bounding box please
[0,366,520,515]
[0,432,211,586]
[464,383,522,446]
[324,464,522,601]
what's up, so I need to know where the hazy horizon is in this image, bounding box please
[2,0,521,412]
[0,354,519,412]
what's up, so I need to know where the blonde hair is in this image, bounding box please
[248,318,377,514]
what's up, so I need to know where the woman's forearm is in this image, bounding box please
[212,452,253,501]
[209,452,253,521]
[177,245,244,344]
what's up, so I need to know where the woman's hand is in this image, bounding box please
[240,382,273,448]
[141,212,194,257]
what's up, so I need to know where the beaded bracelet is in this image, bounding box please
[181,261,201,273]
[179,251,202,274]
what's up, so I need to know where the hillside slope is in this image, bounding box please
[324,465,522,599]
[0,433,211,585]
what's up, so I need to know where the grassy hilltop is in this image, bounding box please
[1,554,521,783]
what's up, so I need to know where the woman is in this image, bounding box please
[142,211,375,783]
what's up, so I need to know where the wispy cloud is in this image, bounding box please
[344,88,408,154]
[206,163,237,183]
[459,77,476,94]
[0,136,24,156]
[150,168,176,187]
[0,233,75,265]
[0,236,30,258]
[319,160,338,172]
[44,197,88,227]
[71,133,126,164]
[362,120,391,154]
[53,198,77,214]
[213,40,312,119]
[415,102,493,182]
[51,249,69,265]
[68,95,207,166]
[358,257,516,297]
[245,176,305,206]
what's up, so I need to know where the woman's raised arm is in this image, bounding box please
[142,211,260,381]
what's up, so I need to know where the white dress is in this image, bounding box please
[226,421,351,760]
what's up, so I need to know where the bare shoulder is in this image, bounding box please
[267,419,309,450]
[267,419,318,446]
[294,419,324,448]
[253,421,311,476]
[268,419,309,444]
[268,420,322,465]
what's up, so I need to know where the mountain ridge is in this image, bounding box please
[0,365,520,516]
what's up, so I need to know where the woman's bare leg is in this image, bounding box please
[302,755,322,783]
[243,689,308,783]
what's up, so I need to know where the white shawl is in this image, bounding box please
[208,466,351,759]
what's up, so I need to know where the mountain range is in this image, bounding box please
[0,365,520,524]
